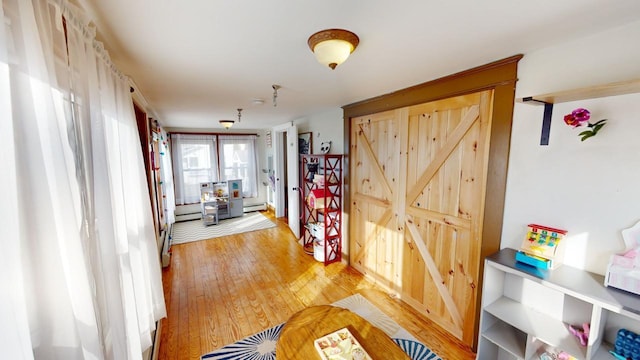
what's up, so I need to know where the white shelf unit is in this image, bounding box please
[477,248,640,360]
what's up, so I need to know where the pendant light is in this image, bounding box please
[219,108,242,129]
[219,120,234,129]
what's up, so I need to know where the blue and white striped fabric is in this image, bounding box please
[201,323,284,360]
[393,338,442,360]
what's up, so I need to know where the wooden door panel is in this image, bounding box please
[404,92,492,342]
[350,110,403,290]
[405,105,480,206]
[404,217,462,336]
[351,203,402,291]
[350,90,494,346]
[350,204,389,274]
[352,111,399,201]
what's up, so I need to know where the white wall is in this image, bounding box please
[260,109,345,211]
[294,108,347,255]
[514,20,640,98]
[501,20,640,274]
[294,108,345,155]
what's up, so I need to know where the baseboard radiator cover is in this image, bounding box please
[174,204,201,222]
[244,202,267,213]
[174,212,201,222]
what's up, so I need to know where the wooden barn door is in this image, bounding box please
[350,90,494,345]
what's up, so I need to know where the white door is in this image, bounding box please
[273,122,300,238]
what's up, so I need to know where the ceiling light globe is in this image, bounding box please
[313,39,354,69]
[219,120,234,129]
[308,29,359,70]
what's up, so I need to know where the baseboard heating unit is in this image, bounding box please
[174,204,201,222]
[244,203,267,213]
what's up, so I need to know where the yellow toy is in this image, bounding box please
[518,224,568,269]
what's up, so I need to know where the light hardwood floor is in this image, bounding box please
[158,212,477,360]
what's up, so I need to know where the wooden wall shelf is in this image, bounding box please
[519,79,640,145]
[520,78,640,104]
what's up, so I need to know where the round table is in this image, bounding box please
[276,305,410,359]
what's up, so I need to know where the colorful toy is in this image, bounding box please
[308,189,329,209]
[569,323,590,346]
[605,220,640,295]
[614,328,640,360]
[518,224,567,269]
[515,251,553,270]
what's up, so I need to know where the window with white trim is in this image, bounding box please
[171,133,258,205]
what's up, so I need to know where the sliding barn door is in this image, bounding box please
[350,90,494,345]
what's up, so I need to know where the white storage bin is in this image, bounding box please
[313,240,336,262]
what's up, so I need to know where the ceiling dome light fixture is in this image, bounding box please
[219,108,242,129]
[308,28,359,70]
[219,119,234,129]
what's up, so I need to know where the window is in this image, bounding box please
[171,134,258,205]
[219,135,258,198]
[172,134,218,205]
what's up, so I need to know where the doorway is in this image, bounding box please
[281,131,288,217]
[273,122,300,239]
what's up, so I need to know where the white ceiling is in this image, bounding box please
[80,0,640,130]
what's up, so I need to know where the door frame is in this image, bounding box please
[273,122,300,238]
[342,54,522,349]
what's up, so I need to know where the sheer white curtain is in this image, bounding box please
[159,129,176,224]
[218,135,258,198]
[171,134,218,205]
[1,0,165,358]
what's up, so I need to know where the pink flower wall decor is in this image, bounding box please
[563,108,607,141]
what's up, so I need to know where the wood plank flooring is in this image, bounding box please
[158,212,476,360]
